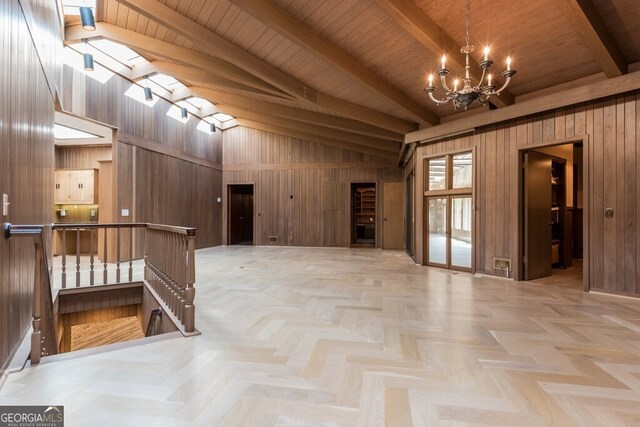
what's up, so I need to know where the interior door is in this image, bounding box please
[426,197,448,266]
[450,196,473,269]
[524,150,553,279]
[382,182,403,249]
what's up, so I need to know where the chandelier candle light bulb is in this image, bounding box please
[423,0,517,110]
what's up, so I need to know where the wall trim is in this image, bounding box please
[223,161,396,172]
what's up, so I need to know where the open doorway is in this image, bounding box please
[520,142,585,288]
[351,183,376,248]
[227,184,254,245]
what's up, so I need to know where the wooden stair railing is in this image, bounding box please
[3,224,58,364]
[3,222,198,363]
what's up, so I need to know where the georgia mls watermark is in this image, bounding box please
[0,406,64,427]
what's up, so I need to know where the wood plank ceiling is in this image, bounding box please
[63,0,640,158]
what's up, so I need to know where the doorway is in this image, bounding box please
[406,172,415,258]
[520,141,585,287]
[227,184,254,245]
[351,183,376,248]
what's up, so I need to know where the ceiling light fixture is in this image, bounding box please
[144,76,153,101]
[181,103,188,119]
[424,0,516,110]
[210,122,217,133]
[79,6,96,31]
[82,38,94,71]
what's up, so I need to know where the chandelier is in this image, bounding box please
[424,0,516,110]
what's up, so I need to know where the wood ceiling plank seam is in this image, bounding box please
[164,29,179,45]
[125,10,140,31]
[230,19,263,49]
[134,14,150,34]
[373,0,514,108]
[154,24,169,41]
[315,0,373,41]
[227,0,437,126]
[144,19,160,39]
[215,4,243,37]
[193,1,217,27]
[203,1,232,31]
[175,0,194,16]
[105,0,119,24]
[115,3,129,28]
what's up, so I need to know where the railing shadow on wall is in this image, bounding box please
[3,222,198,365]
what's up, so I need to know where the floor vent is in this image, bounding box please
[269,236,277,242]
[492,257,511,277]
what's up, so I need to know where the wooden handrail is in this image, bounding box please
[3,223,58,364]
[4,221,198,361]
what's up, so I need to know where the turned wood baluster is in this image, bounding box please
[184,234,196,333]
[75,228,81,287]
[90,229,95,286]
[116,227,121,283]
[61,229,66,289]
[103,228,108,284]
[128,227,133,282]
[31,241,43,364]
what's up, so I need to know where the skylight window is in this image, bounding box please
[62,0,96,15]
[89,39,147,68]
[212,113,234,122]
[54,124,101,140]
[149,74,185,92]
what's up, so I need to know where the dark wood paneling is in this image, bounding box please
[0,0,58,371]
[410,90,640,297]
[223,127,402,247]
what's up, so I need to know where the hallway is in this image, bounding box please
[1,247,639,426]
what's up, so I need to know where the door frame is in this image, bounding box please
[422,148,475,272]
[348,181,378,248]
[226,183,255,246]
[425,194,473,272]
[517,136,590,291]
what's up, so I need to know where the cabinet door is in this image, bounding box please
[54,171,69,204]
[80,170,94,203]
[68,170,84,203]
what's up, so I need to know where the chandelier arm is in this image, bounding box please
[476,67,487,89]
[492,76,513,95]
[428,91,452,105]
[439,74,452,93]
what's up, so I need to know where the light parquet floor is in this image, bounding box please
[2,247,640,426]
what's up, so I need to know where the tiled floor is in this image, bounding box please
[1,246,640,426]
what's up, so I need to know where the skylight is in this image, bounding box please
[54,124,101,140]
[212,113,234,122]
[62,0,96,15]
[149,74,185,92]
[89,39,147,68]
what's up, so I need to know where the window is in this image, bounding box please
[425,151,473,192]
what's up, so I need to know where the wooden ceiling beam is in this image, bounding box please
[188,87,404,142]
[218,106,400,153]
[373,0,514,108]
[556,0,627,77]
[113,0,317,102]
[133,61,292,99]
[228,0,438,126]
[235,119,398,160]
[65,23,285,97]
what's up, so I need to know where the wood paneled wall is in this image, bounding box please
[223,127,402,247]
[409,91,640,297]
[0,0,59,371]
[55,146,112,169]
[60,65,223,250]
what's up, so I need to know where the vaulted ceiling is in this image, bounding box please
[64,0,640,160]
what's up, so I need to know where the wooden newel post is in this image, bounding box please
[183,234,196,332]
[31,241,42,364]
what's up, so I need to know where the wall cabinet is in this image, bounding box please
[54,169,99,204]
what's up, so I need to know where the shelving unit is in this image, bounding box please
[352,185,376,246]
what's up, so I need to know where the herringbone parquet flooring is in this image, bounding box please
[1,247,640,426]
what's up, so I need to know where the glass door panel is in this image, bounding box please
[427,197,447,265]
[450,196,472,269]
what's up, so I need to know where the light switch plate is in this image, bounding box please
[2,194,8,216]
[121,209,130,217]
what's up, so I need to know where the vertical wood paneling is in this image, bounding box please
[0,0,57,371]
[410,91,640,297]
[222,127,401,247]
